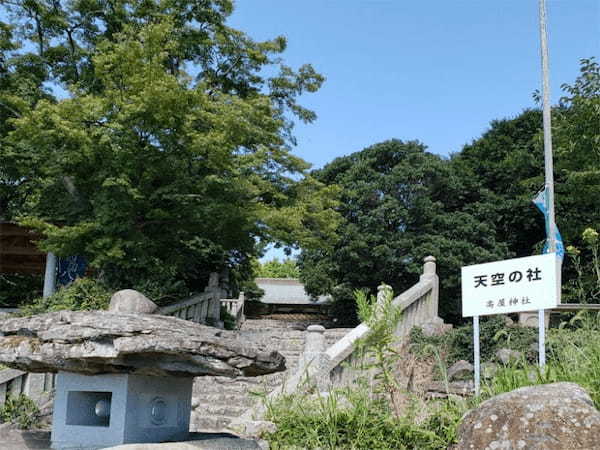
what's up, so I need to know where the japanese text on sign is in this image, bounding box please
[461,253,559,317]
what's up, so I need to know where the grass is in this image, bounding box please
[263,311,600,449]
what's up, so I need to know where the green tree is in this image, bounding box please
[299,139,508,324]
[0,1,339,296]
[553,57,600,241]
[449,109,545,257]
[256,258,300,278]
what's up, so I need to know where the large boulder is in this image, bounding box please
[0,311,285,378]
[109,289,158,314]
[454,382,600,450]
[447,360,474,381]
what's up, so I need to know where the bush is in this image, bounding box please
[129,277,190,307]
[265,386,453,450]
[0,395,40,429]
[410,316,537,368]
[0,273,42,308]
[220,305,237,330]
[21,277,112,315]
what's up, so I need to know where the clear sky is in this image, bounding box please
[228,1,599,260]
[229,0,599,168]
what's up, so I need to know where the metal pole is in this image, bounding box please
[43,252,57,298]
[473,316,480,396]
[538,0,555,366]
[539,0,556,253]
[538,309,546,367]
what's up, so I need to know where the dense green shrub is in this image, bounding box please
[0,274,42,308]
[0,395,40,429]
[410,316,537,367]
[21,278,112,315]
[129,277,190,307]
[220,305,237,330]
[265,387,453,449]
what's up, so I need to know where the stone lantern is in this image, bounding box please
[0,310,285,449]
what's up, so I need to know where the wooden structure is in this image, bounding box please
[0,222,46,274]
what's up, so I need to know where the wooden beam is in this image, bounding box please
[551,304,600,311]
[0,247,45,257]
[0,263,45,274]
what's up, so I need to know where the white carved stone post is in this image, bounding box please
[238,291,246,324]
[300,325,329,392]
[375,283,392,318]
[206,272,223,328]
[420,256,439,320]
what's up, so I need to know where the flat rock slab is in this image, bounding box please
[0,424,50,450]
[105,433,262,449]
[0,428,262,450]
[0,311,285,378]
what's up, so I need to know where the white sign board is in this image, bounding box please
[462,253,559,317]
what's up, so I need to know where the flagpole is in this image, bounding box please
[538,0,557,368]
[539,0,556,254]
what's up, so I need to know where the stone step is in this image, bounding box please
[193,383,274,398]
[190,414,233,433]
[189,322,355,434]
[196,393,257,408]
[201,403,250,417]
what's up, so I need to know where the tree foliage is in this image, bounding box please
[300,139,508,324]
[256,258,300,278]
[300,58,599,323]
[0,1,339,294]
[553,58,600,241]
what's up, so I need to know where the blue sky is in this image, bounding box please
[228,1,599,261]
[229,0,599,167]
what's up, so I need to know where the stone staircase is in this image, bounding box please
[190,318,351,433]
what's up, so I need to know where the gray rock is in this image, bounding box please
[454,382,600,450]
[0,423,50,449]
[447,360,473,381]
[0,311,285,378]
[496,348,523,365]
[481,362,499,379]
[105,433,262,449]
[109,289,158,314]
[425,380,474,398]
[503,315,515,326]
[419,317,452,337]
[239,420,277,438]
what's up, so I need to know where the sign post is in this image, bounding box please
[473,315,480,396]
[462,253,560,390]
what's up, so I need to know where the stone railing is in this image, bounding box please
[236,256,440,428]
[220,292,245,329]
[0,368,54,406]
[303,256,438,391]
[158,273,222,326]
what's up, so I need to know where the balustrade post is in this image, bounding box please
[300,325,329,391]
[375,283,392,318]
[238,291,245,324]
[420,256,439,319]
[206,272,223,328]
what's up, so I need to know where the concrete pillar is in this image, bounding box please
[23,373,46,404]
[420,256,439,319]
[205,272,223,328]
[303,325,326,362]
[519,311,550,329]
[238,292,246,323]
[301,325,329,391]
[375,283,392,318]
[421,255,436,279]
[43,252,57,298]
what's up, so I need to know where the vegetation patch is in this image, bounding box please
[0,395,40,429]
